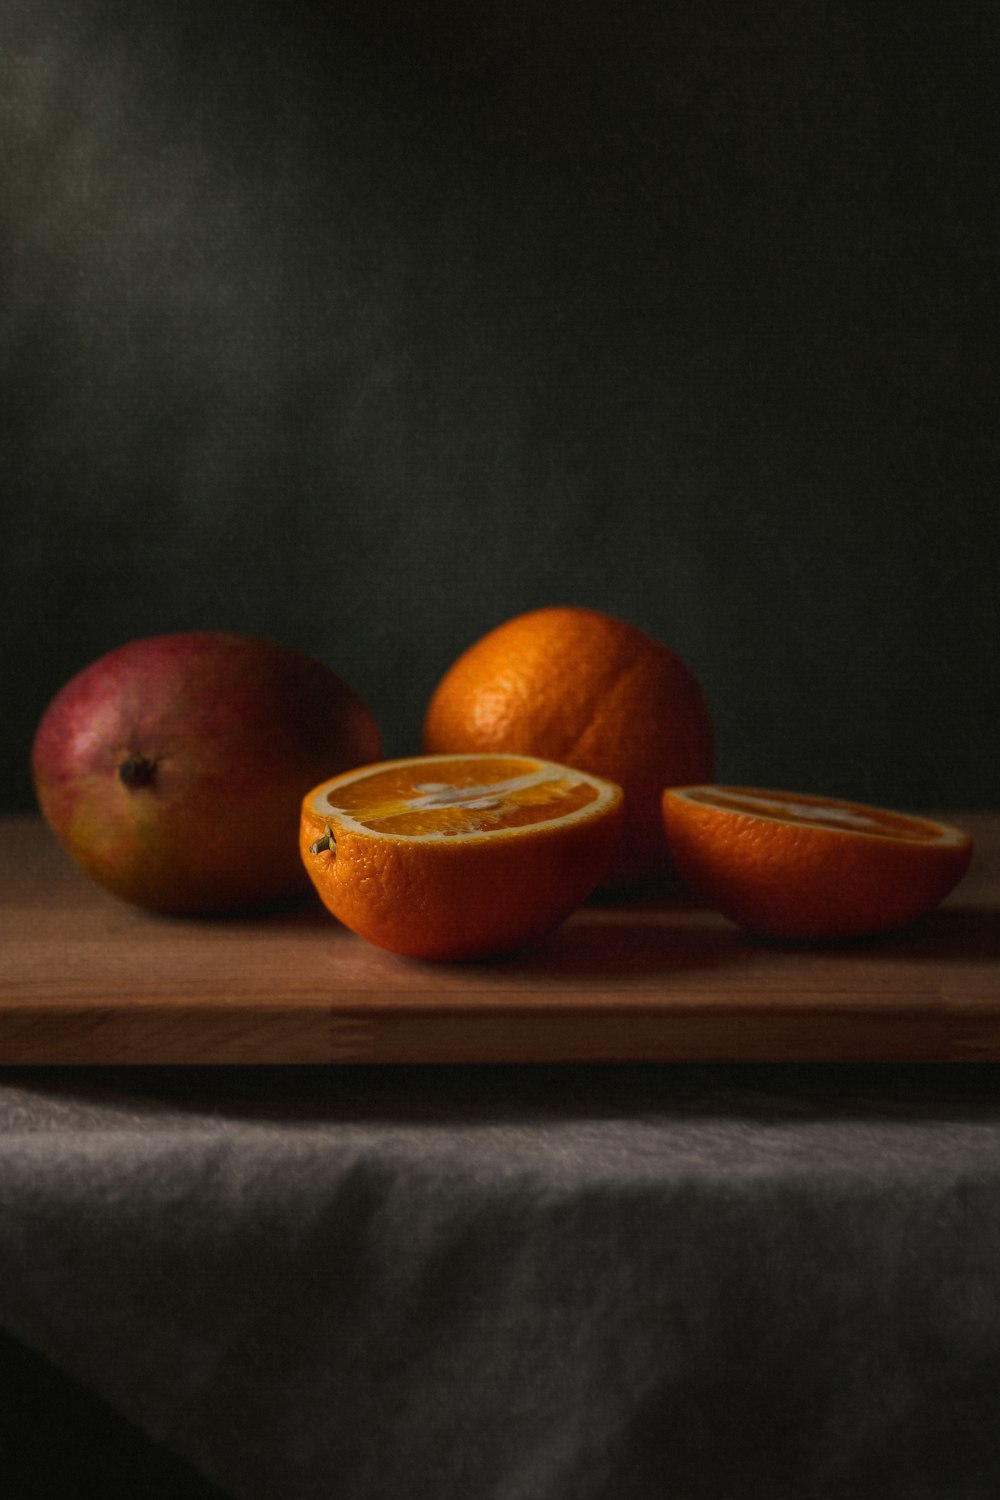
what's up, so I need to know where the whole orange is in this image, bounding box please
[423,606,713,886]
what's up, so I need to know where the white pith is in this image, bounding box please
[308,754,618,842]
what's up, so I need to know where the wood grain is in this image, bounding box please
[1,814,997,1064]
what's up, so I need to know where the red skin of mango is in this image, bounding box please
[31,632,383,914]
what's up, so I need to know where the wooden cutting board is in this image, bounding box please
[1,814,997,1064]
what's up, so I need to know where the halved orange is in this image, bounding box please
[661,785,973,941]
[300,753,623,960]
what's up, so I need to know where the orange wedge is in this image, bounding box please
[661,785,973,941]
[300,753,623,960]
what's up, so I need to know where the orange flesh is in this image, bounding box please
[319,760,602,837]
[682,787,957,845]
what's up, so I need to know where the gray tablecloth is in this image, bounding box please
[2,1064,1000,1500]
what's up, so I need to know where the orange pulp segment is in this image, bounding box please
[322,756,604,836]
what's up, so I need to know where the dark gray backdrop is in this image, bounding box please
[3,0,996,814]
